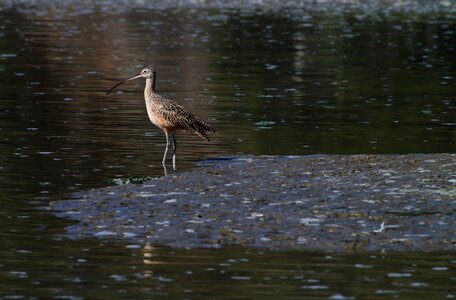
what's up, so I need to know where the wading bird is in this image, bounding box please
[106,66,214,173]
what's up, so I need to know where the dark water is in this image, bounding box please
[0,1,455,299]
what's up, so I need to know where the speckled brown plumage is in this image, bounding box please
[145,88,215,142]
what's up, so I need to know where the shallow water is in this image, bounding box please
[0,1,455,299]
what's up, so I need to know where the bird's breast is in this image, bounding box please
[145,102,176,131]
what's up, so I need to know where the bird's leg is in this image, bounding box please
[162,164,168,176]
[172,133,177,171]
[162,131,169,166]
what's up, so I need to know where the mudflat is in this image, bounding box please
[51,154,456,252]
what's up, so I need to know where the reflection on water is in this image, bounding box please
[1,241,455,299]
[0,1,455,299]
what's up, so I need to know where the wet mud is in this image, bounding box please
[51,154,456,252]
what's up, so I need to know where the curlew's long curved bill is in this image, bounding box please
[106,74,142,95]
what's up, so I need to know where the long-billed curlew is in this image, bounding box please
[106,66,215,172]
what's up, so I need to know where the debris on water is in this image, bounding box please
[110,176,157,185]
[254,120,276,129]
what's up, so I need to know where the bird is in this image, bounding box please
[106,66,215,172]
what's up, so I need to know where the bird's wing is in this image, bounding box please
[157,100,214,137]
[157,101,199,131]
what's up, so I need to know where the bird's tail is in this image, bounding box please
[193,119,215,142]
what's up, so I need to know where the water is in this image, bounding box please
[1,1,455,298]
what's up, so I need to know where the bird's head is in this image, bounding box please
[139,67,155,79]
[106,66,156,95]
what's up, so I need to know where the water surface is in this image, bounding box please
[0,1,455,299]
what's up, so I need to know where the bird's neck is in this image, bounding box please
[144,78,156,99]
